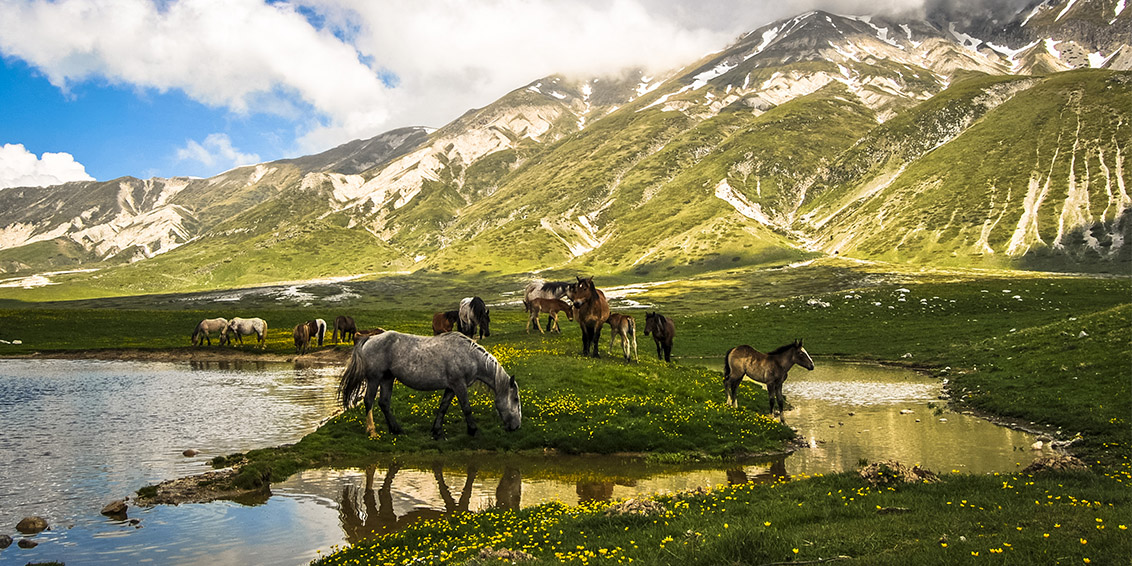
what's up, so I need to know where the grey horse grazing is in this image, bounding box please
[338,331,521,439]
[225,317,267,349]
[192,318,229,346]
[723,339,814,420]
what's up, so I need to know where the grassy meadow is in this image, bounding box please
[0,260,1128,564]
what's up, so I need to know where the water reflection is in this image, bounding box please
[338,462,523,543]
[283,454,797,545]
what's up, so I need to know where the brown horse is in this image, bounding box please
[355,328,386,341]
[606,313,637,362]
[526,298,574,334]
[567,276,609,358]
[294,323,311,354]
[723,339,814,419]
[334,315,357,344]
[643,312,675,362]
[432,311,460,335]
[304,320,322,350]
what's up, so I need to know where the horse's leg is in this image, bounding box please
[724,378,735,408]
[452,383,478,436]
[580,325,592,356]
[591,323,603,358]
[663,341,672,363]
[362,379,379,437]
[432,388,457,439]
[654,338,663,360]
[620,331,630,362]
[376,376,402,435]
[774,381,787,421]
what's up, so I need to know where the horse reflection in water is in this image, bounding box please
[724,456,788,486]
[338,462,522,544]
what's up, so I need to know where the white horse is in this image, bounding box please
[339,331,521,439]
[192,318,229,346]
[226,317,267,349]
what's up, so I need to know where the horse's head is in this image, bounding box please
[494,372,522,432]
[481,308,491,337]
[793,339,815,370]
[570,276,595,309]
[643,312,656,335]
[562,300,576,321]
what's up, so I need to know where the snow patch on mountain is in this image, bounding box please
[715,179,775,226]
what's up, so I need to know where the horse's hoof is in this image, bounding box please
[390,426,403,435]
[432,431,445,440]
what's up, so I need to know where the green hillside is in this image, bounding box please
[802,70,1132,272]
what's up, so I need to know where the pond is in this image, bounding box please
[0,358,1043,565]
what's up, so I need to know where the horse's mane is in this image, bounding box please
[767,342,799,356]
[452,332,504,378]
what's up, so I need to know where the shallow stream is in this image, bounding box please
[0,358,1043,565]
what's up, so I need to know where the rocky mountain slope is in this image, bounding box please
[0,0,1128,294]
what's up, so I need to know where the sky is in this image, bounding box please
[0,0,985,188]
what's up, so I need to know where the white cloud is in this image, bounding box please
[0,143,94,189]
[0,0,950,162]
[0,0,391,151]
[176,134,260,171]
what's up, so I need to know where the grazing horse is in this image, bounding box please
[643,312,676,362]
[338,331,522,439]
[303,320,323,350]
[192,318,229,347]
[294,323,311,354]
[333,315,357,344]
[354,328,386,341]
[567,276,609,358]
[432,310,460,335]
[523,280,575,312]
[526,298,574,334]
[313,318,327,347]
[723,340,814,419]
[606,313,638,362]
[458,297,491,340]
[226,317,267,349]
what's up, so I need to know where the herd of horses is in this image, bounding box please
[330,275,813,439]
[192,315,367,354]
[193,276,812,439]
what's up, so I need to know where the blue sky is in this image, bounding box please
[0,0,918,189]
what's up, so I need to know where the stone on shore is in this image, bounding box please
[101,499,129,517]
[16,516,48,534]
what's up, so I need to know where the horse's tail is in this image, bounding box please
[723,346,736,380]
[338,339,369,409]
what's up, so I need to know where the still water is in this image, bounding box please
[0,359,1041,565]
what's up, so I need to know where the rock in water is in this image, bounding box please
[101,499,129,517]
[16,516,48,534]
[0,534,11,548]
[17,538,38,548]
[182,449,199,457]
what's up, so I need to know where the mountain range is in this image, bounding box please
[1,0,1129,296]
